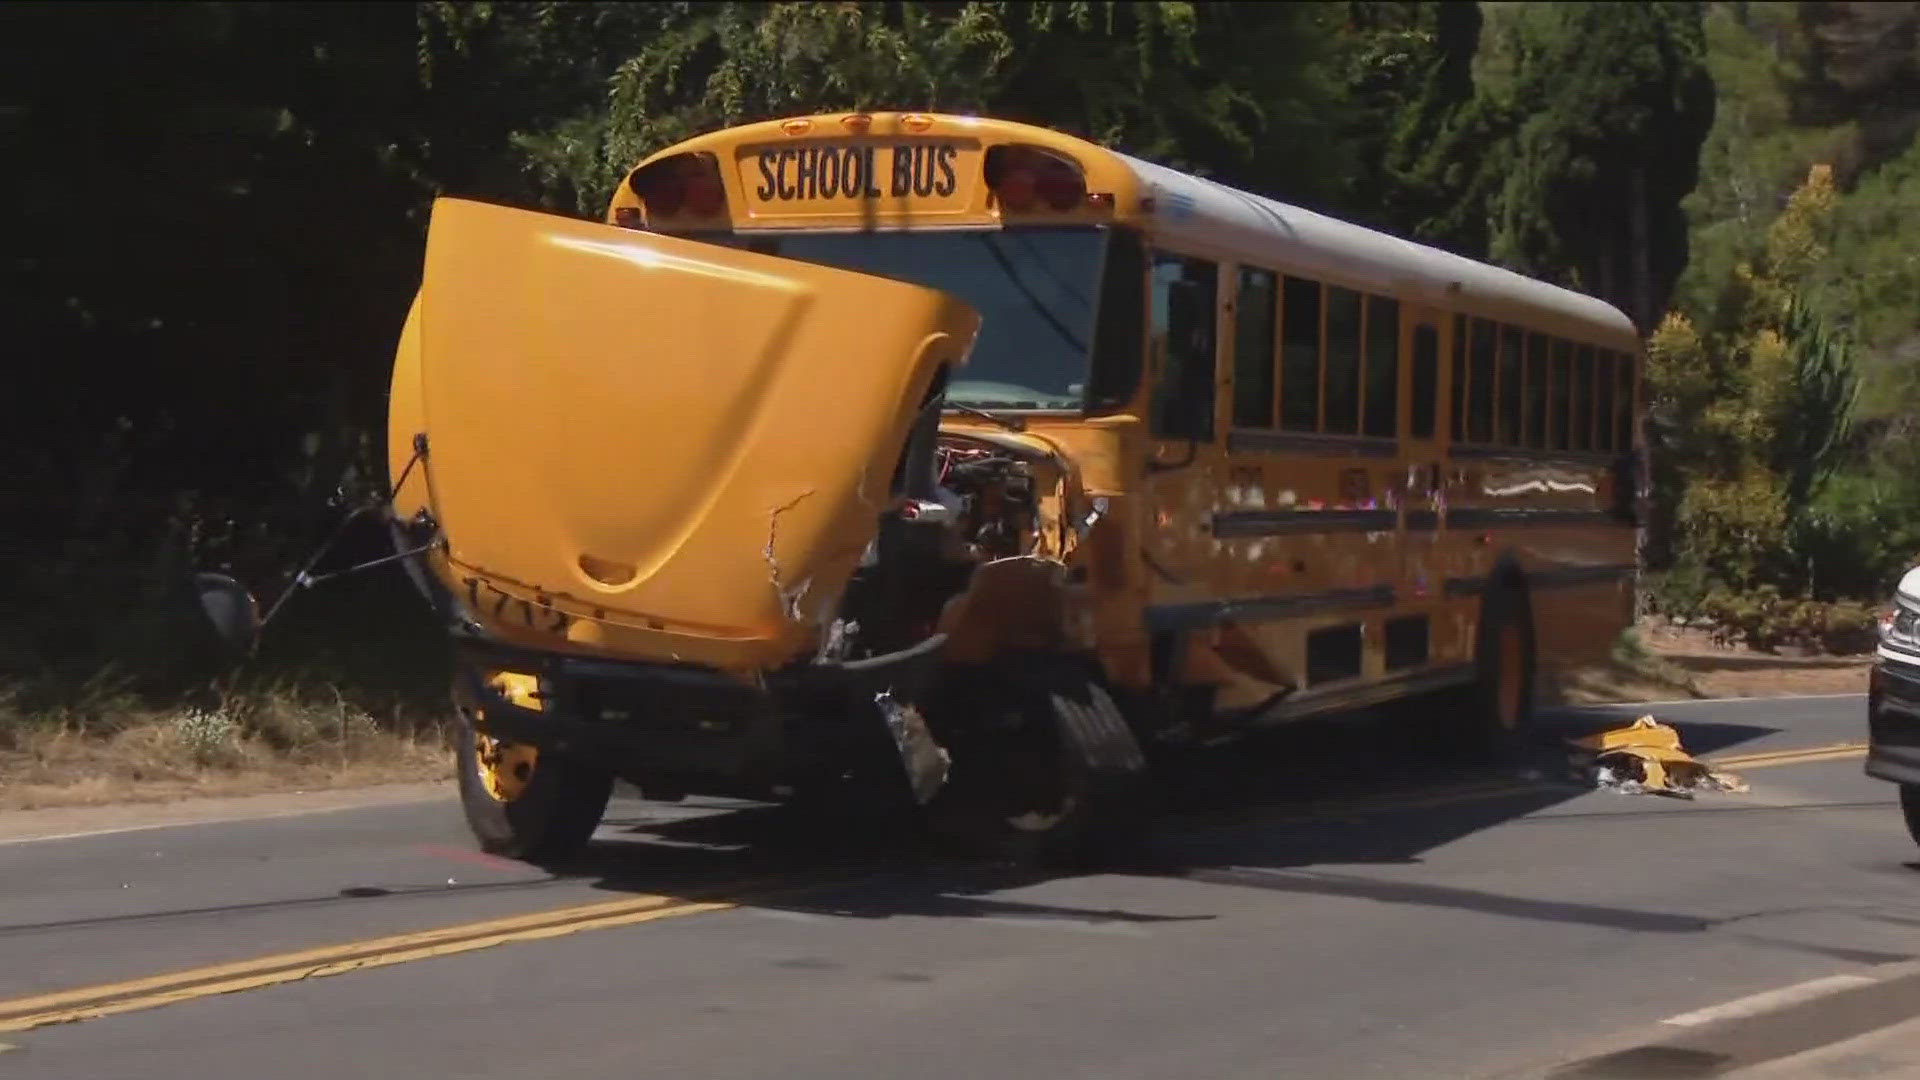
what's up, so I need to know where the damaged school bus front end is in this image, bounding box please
[389,195,1147,866]
[388,198,979,679]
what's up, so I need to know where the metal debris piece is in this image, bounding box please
[875,691,951,805]
[1568,715,1750,799]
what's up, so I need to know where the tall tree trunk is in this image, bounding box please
[1630,164,1653,333]
[1630,165,1654,593]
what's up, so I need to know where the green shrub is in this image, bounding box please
[1696,587,1881,653]
[1644,562,1719,621]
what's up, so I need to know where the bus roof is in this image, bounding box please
[1114,151,1642,350]
[618,112,1642,351]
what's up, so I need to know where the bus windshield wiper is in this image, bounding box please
[943,401,1027,432]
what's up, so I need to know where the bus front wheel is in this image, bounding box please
[923,653,1150,867]
[452,680,613,865]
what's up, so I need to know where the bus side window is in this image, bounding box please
[1150,254,1219,442]
[1595,352,1616,452]
[1450,314,1467,443]
[1233,267,1277,428]
[1085,227,1147,414]
[1469,317,1495,444]
[1325,286,1362,435]
[1499,324,1524,446]
[1572,345,1595,451]
[1410,325,1438,440]
[1364,295,1398,439]
[1525,332,1548,449]
[1550,338,1572,451]
[1615,351,1636,450]
[1281,277,1323,432]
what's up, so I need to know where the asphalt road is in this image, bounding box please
[1,692,1910,1080]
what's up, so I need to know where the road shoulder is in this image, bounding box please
[0,780,452,845]
[1507,959,1920,1079]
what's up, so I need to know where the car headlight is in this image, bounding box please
[1885,599,1920,652]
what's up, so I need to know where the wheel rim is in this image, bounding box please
[474,732,538,803]
[1496,621,1525,730]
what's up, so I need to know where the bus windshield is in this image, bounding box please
[713,228,1108,410]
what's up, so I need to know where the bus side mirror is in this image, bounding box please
[191,572,263,663]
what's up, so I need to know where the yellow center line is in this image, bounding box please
[0,872,858,1034]
[1708,743,1868,769]
[1272,741,1873,822]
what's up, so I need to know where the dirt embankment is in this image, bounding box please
[1543,619,1872,706]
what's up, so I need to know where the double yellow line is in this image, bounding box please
[0,876,845,1035]
[1270,741,1872,823]
[1708,742,1868,770]
[0,743,1872,1038]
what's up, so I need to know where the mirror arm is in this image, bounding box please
[255,435,437,633]
[255,504,383,630]
[291,536,447,592]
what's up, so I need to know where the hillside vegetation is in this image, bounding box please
[1646,1,1920,650]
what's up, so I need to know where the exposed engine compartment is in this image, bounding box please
[818,430,1062,664]
[933,439,1043,563]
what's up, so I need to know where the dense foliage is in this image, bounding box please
[1643,2,1920,648]
[2,0,1912,724]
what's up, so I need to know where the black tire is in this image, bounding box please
[1459,569,1539,759]
[1899,784,1920,850]
[924,653,1150,867]
[452,692,613,865]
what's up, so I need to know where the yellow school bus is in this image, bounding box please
[388,112,1642,865]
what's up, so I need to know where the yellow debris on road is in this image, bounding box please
[1569,715,1751,798]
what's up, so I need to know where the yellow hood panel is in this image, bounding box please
[409,198,979,669]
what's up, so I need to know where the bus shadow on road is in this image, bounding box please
[554,701,1787,929]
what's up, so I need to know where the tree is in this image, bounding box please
[1653,163,1878,600]
[3,1,443,694]
[422,2,1360,217]
[1372,1,1501,255]
[1488,1,1716,331]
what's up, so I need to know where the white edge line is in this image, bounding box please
[1571,692,1867,710]
[0,793,450,848]
[1662,974,1877,1028]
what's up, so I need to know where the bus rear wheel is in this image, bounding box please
[453,682,613,865]
[1459,574,1539,758]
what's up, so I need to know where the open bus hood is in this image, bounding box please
[394,198,979,672]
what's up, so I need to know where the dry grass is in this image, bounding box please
[1,612,1876,812]
[0,684,452,812]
